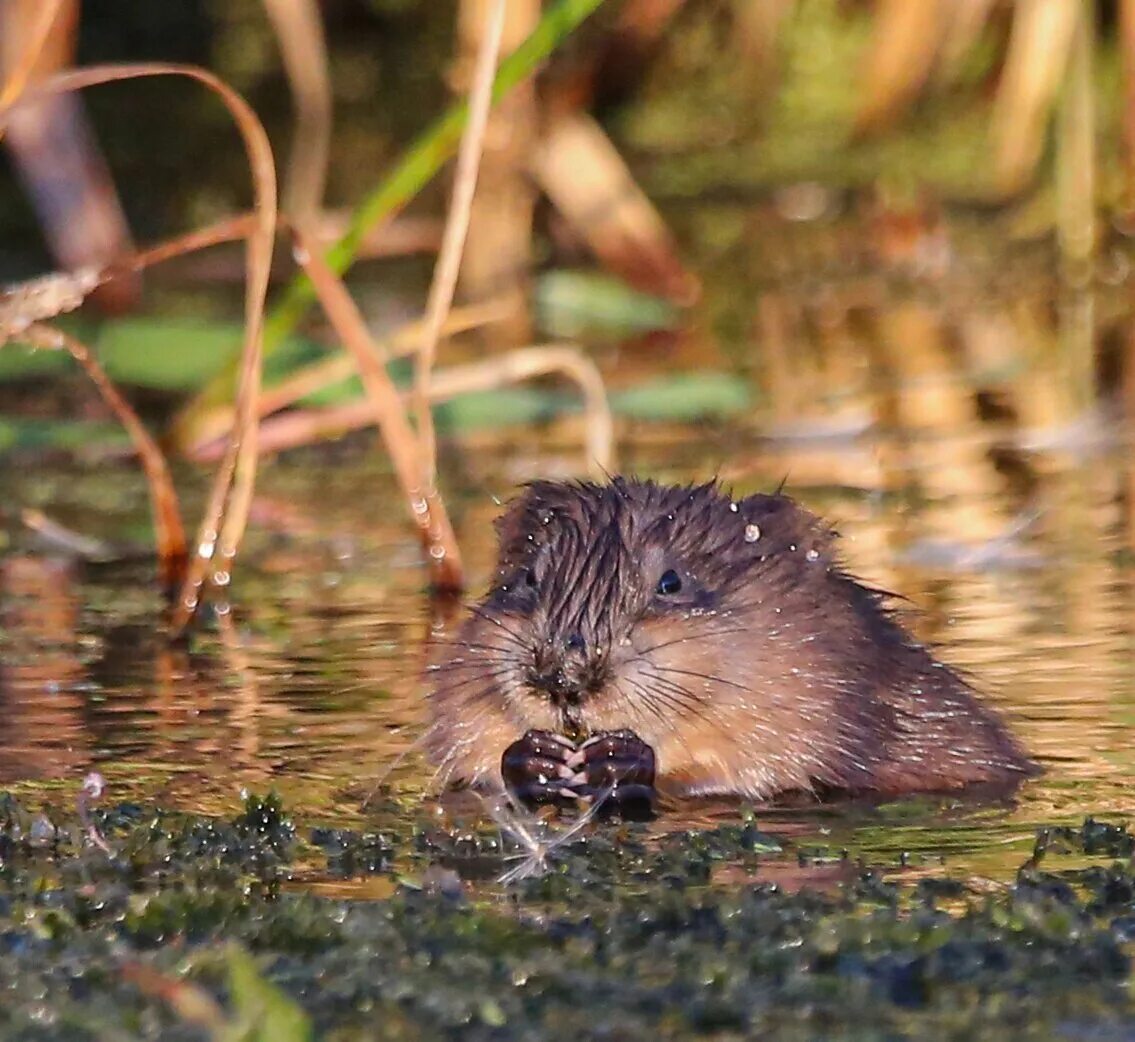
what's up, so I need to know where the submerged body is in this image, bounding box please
[426,479,1035,801]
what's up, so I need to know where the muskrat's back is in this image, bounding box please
[426,478,1036,800]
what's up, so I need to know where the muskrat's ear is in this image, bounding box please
[493,482,563,566]
[737,493,837,562]
[493,486,539,550]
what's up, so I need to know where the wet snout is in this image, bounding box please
[529,631,603,705]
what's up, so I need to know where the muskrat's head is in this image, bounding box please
[429,478,838,751]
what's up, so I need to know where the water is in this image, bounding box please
[2,243,1134,890]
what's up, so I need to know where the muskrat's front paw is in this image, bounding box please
[501,730,579,805]
[568,729,657,815]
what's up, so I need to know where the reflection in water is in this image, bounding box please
[1,246,1134,879]
[0,555,88,781]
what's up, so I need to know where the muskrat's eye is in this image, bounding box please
[524,568,538,588]
[656,569,682,596]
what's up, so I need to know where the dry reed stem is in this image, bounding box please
[455,0,539,347]
[2,0,140,312]
[262,0,332,224]
[1121,0,1135,217]
[428,345,613,475]
[248,298,514,423]
[126,213,259,273]
[291,224,464,590]
[0,0,64,116]
[853,0,945,135]
[1056,2,1096,271]
[197,342,614,474]
[21,322,187,591]
[416,0,507,484]
[6,64,278,633]
[990,0,1077,196]
[531,113,699,304]
[934,0,997,87]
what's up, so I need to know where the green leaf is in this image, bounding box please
[534,270,681,339]
[431,370,750,432]
[93,319,329,391]
[610,372,751,421]
[95,319,244,390]
[0,342,69,380]
[223,944,312,1042]
[0,416,129,453]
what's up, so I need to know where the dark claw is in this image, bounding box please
[575,729,656,818]
[501,730,577,806]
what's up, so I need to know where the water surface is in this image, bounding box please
[3,250,1133,886]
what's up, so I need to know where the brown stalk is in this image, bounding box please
[455,0,539,346]
[1121,0,1135,218]
[990,0,1077,197]
[416,0,507,484]
[934,0,997,88]
[292,225,463,590]
[195,343,615,476]
[125,213,259,273]
[5,63,277,634]
[1,0,140,313]
[21,322,187,592]
[262,0,332,224]
[426,344,614,475]
[0,0,65,114]
[531,112,700,304]
[852,0,945,136]
[1055,2,1096,272]
[246,298,514,424]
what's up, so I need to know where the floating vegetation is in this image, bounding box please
[0,790,1130,1039]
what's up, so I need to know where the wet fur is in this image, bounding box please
[425,478,1036,800]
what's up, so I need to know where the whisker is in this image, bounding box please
[635,624,749,656]
[426,666,515,704]
[462,603,530,652]
[425,639,524,660]
[651,663,749,692]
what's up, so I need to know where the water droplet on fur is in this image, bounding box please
[805,548,819,562]
[744,524,761,543]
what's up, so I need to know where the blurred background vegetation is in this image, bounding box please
[2,0,1134,570]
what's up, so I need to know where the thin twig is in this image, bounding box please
[415,0,508,482]
[426,344,614,475]
[249,299,513,424]
[291,224,464,590]
[7,64,277,633]
[262,0,332,223]
[22,322,187,592]
[192,342,615,476]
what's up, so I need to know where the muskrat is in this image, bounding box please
[425,478,1036,807]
